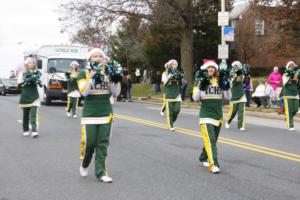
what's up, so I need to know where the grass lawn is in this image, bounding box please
[131,76,268,98]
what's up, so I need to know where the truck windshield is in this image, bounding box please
[47,59,86,73]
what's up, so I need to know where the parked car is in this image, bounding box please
[0,78,21,95]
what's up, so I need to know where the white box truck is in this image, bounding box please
[24,45,88,105]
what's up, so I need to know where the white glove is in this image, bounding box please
[168,74,173,79]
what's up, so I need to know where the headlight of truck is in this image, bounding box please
[48,79,63,89]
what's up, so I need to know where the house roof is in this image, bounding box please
[230,2,251,20]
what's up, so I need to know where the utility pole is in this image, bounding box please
[218,0,229,63]
[221,0,226,63]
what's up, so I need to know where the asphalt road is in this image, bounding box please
[0,95,300,200]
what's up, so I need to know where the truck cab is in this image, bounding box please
[28,45,88,105]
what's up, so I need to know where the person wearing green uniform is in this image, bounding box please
[193,60,230,174]
[78,48,122,183]
[162,59,184,131]
[225,61,247,131]
[282,61,299,131]
[66,61,81,118]
[160,62,169,116]
[17,57,42,138]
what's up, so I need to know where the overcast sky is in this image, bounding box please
[0,0,247,77]
[0,0,69,77]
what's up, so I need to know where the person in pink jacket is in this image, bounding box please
[268,66,282,108]
[268,66,282,90]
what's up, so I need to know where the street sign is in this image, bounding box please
[218,12,229,26]
[224,26,235,42]
[218,44,229,59]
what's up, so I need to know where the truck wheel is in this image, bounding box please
[44,91,52,105]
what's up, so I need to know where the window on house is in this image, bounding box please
[255,19,265,36]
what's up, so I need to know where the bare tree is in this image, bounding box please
[60,0,195,82]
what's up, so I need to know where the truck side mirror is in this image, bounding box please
[37,60,43,69]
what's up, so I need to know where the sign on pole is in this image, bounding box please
[224,26,235,42]
[218,12,229,26]
[218,44,229,59]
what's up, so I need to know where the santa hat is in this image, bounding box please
[70,61,79,67]
[231,61,243,69]
[200,59,218,71]
[87,48,106,61]
[285,61,296,69]
[24,57,36,65]
[165,59,178,68]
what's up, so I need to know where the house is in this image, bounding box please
[229,2,300,74]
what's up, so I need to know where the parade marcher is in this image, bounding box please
[160,62,169,116]
[193,60,230,174]
[282,61,299,131]
[225,61,248,131]
[17,57,42,138]
[162,59,184,131]
[65,61,81,118]
[77,48,122,183]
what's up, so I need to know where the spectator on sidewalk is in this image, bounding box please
[151,70,161,94]
[252,80,270,108]
[268,66,282,106]
[142,69,148,83]
[135,67,141,83]
[268,66,282,90]
[180,78,188,101]
[243,74,253,107]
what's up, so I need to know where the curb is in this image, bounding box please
[130,97,300,123]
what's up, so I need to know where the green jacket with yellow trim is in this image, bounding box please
[230,76,245,101]
[77,70,112,118]
[67,76,79,94]
[283,74,299,97]
[19,70,40,105]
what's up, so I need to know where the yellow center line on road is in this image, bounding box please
[115,114,300,163]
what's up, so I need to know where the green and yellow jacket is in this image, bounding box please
[162,69,184,102]
[193,78,230,126]
[282,74,299,99]
[18,70,41,108]
[66,72,81,97]
[230,75,246,103]
[77,69,120,125]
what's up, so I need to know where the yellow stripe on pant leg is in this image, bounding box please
[242,103,246,129]
[161,94,166,111]
[80,125,87,164]
[226,103,233,123]
[166,101,171,128]
[75,97,79,114]
[200,124,214,170]
[36,108,40,130]
[104,159,109,176]
[284,98,290,128]
[66,96,70,111]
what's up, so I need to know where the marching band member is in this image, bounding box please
[193,60,230,174]
[77,48,122,183]
[282,61,299,131]
[225,61,248,131]
[65,61,81,118]
[161,59,184,131]
[18,57,42,138]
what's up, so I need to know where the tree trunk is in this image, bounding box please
[180,28,193,84]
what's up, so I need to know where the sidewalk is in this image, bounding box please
[131,96,300,123]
